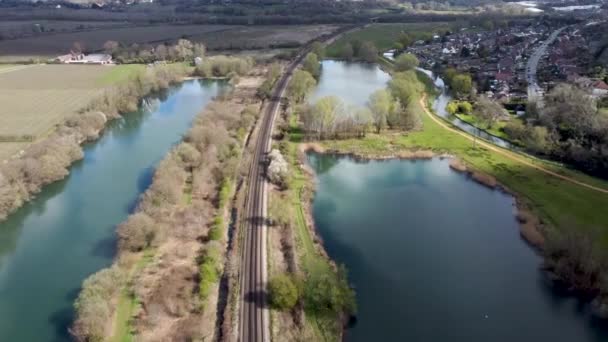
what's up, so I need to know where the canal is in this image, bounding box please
[307,60,608,341]
[385,50,516,149]
[0,79,225,341]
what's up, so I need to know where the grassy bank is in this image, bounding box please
[453,112,512,140]
[267,109,353,341]
[320,72,608,239]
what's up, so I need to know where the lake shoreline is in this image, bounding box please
[299,142,546,249]
[72,72,264,341]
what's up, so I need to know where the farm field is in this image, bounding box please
[0,20,131,41]
[0,24,233,62]
[0,24,337,62]
[326,22,458,56]
[0,64,139,161]
[196,25,338,50]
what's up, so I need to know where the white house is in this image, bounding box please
[56,53,113,65]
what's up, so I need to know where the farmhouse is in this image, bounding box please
[56,53,113,65]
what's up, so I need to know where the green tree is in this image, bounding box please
[287,70,316,103]
[388,72,417,108]
[398,32,414,48]
[443,67,458,85]
[311,41,326,59]
[367,89,394,133]
[394,53,419,72]
[306,96,343,139]
[543,84,598,139]
[446,101,459,115]
[524,126,551,154]
[473,96,506,129]
[304,265,356,315]
[341,43,354,60]
[303,52,321,79]
[451,73,472,98]
[358,41,378,63]
[268,274,299,310]
[458,101,473,114]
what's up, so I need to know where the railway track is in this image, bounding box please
[237,25,358,342]
[237,47,307,342]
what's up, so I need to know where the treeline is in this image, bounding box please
[192,55,254,78]
[509,84,608,177]
[0,64,188,223]
[337,40,379,63]
[0,2,536,26]
[101,38,206,64]
[73,74,264,341]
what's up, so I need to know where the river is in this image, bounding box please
[0,79,225,341]
[308,60,608,341]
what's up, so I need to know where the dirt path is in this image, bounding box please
[419,95,608,195]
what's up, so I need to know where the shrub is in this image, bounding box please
[457,101,473,114]
[117,212,156,252]
[304,265,356,316]
[303,52,321,79]
[267,149,289,188]
[503,120,527,141]
[208,214,224,241]
[198,243,223,303]
[73,267,125,342]
[268,274,299,310]
[543,229,604,294]
[394,53,419,72]
[176,143,201,167]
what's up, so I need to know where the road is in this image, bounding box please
[526,26,566,102]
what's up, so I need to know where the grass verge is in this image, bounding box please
[110,249,155,342]
[280,114,344,341]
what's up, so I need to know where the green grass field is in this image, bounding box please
[97,64,145,86]
[326,22,456,57]
[319,72,608,242]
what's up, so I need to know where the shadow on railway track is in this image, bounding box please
[244,290,270,308]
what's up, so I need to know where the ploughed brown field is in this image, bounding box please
[0,24,337,62]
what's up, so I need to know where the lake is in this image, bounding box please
[308,154,608,342]
[0,79,225,341]
[307,60,608,341]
